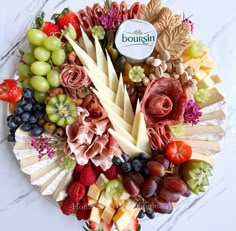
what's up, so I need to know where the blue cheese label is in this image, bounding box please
[115,19,157,63]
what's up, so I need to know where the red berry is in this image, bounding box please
[68,182,85,202]
[75,164,84,172]
[104,164,117,180]
[80,165,97,186]
[76,207,91,220]
[61,196,75,215]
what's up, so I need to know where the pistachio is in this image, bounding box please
[186,66,195,76]
[145,56,155,65]
[160,62,167,72]
[151,58,162,67]
[180,71,189,81]
[149,73,158,81]
[173,72,180,79]
[155,66,164,78]
[142,77,150,86]
[167,62,174,73]
[175,63,185,75]
[163,73,171,78]
[160,50,170,61]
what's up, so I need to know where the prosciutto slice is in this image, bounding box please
[128,2,141,19]
[119,1,128,21]
[140,78,186,127]
[77,9,93,33]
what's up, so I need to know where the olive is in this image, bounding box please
[54,127,65,137]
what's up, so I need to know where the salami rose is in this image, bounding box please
[140,78,186,127]
[60,64,91,89]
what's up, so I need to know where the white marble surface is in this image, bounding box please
[0,0,236,230]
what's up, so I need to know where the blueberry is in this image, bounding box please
[121,162,132,173]
[14,106,24,115]
[29,115,38,124]
[138,152,148,161]
[21,112,31,122]
[33,104,44,112]
[7,115,14,122]
[31,126,43,136]
[140,167,149,178]
[14,115,22,125]
[145,208,155,219]
[131,159,142,172]
[122,153,130,162]
[23,102,33,112]
[23,88,33,99]
[9,128,16,134]
[112,156,122,166]
[7,134,15,142]
[8,121,19,129]
[18,100,27,107]
[21,123,32,132]
[137,209,146,219]
[34,111,43,119]
[31,123,39,129]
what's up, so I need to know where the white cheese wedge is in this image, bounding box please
[95,37,108,75]
[183,125,225,136]
[20,154,48,169]
[13,142,38,160]
[81,27,96,62]
[191,152,214,166]
[200,110,225,121]
[115,75,125,108]
[106,50,119,92]
[197,76,215,88]
[123,85,134,125]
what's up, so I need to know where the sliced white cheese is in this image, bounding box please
[200,110,225,121]
[81,27,96,62]
[65,35,108,86]
[183,125,225,136]
[13,142,38,160]
[191,152,214,166]
[132,100,140,139]
[106,50,119,92]
[95,37,108,75]
[123,85,134,125]
[85,68,115,101]
[115,75,125,109]
[20,154,48,169]
[108,128,150,158]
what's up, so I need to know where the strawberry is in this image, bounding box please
[88,219,113,231]
[104,164,117,180]
[60,196,76,215]
[80,164,97,186]
[122,217,140,231]
[68,182,85,202]
[52,8,81,39]
[35,12,60,37]
[164,140,192,165]
[0,79,22,103]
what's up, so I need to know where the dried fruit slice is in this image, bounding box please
[46,94,78,127]
[179,159,213,194]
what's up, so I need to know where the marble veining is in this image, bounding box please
[0,0,236,231]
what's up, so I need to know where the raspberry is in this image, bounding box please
[76,164,84,172]
[68,182,85,202]
[104,164,117,180]
[61,196,75,215]
[76,207,91,220]
[93,164,103,173]
[80,165,97,186]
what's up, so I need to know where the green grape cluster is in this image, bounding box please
[17,28,66,103]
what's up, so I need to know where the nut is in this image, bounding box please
[173,72,180,79]
[149,73,158,81]
[160,50,170,61]
[142,77,150,87]
[167,62,174,73]
[145,56,155,65]
[185,66,195,76]
[180,71,189,82]
[175,63,185,75]
[160,62,168,72]
[155,66,164,78]
[151,58,162,67]
[163,73,171,78]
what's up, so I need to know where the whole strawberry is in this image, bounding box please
[52,8,81,39]
[0,79,22,103]
[35,12,60,37]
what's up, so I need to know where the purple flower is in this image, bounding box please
[100,8,120,29]
[183,99,202,125]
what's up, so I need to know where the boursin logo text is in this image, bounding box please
[122,29,155,47]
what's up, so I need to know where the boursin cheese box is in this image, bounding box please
[115,19,157,63]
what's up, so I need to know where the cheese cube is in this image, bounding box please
[184,58,202,72]
[197,76,214,88]
[201,57,215,69]
[113,207,131,231]
[101,207,116,224]
[89,207,103,224]
[87,184,101,201]
[98,191,112,208]
[210,74,222,84]
[88,197,97,206]
[96,173,109,191]
[131,208,141,218]
[112,197,124,208]
[120,190,130,201]
[123,199,137,211]
[193,70,207,82]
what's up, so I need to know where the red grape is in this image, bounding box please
[150,196,173,214]
[157,187,180,203]
[123,176,140,197]
[127,172,145,187]
[163,176,188,195]
[141,178,157,198]
[146,161,166,177]
[155,155,170,170]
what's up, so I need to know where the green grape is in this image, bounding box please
[34,47,51,61]
[33,90,48,104]
[43,36,62,51]
[46,70,60,87]
[23,52,36,65]
[26,29,46,46]
[30,75,50,92]
[185,41,205,58]
[91,26,105,40]
[30,61,51,76]
[22,78,33,90]
[29,43,37,51]
[51,49,66,66]
[106,179,123,199]
[17,63,32,78]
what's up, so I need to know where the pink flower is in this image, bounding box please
[100,8,121,29]
[183,99,202,125]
